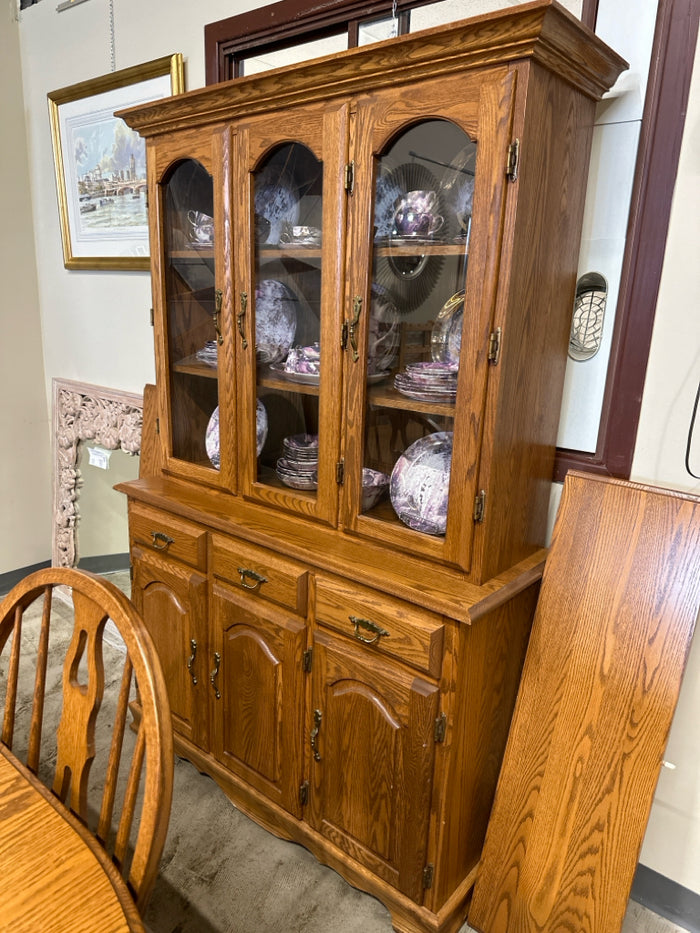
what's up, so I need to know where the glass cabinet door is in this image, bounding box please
[234,106,348,524]
[158,138,229,485]
[342,72,515,568]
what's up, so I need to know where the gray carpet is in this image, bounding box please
[0,573,685,933]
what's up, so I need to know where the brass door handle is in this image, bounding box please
[350,615,390,645]
[310,709,322,761]
[210,652,221,699]
[237,292,248,348]
[347,295,362,362]
[213,289,223,345]
[187,638,198,685]
[150,531,173,551]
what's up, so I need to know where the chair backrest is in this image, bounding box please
[0,567,173,912]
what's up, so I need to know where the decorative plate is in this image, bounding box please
[439,144,477,240]
[368,285,399,375]
[256,399,268,457]
[390,432,453,536]
[431,291,465,365]
[254,167,300,245]
[255,279,298,364]
[205,406,221,470]
[206,399,267,469]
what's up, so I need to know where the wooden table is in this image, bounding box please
[0,745,145,932]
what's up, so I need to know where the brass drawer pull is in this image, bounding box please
[150,531,174,550]
[187,638,198,685]
[310,709,322,761]
[210,652,221,699]
[350,615,390,645]
[238,567,268,591]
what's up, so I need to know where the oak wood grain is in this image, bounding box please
[0,746,144,932]
[469,472,700,933]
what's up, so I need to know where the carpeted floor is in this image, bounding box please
[0,571,689,933]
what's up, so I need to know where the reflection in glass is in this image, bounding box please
[162,159,219,469]
[362,119,476,536]
[252,143,324,498]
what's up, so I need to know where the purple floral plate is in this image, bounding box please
[390,432,452,535]
[255,279,297,363]
[206,399,267,469]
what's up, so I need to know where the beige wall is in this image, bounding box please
[0,7,51,571]
[5,0,700,903]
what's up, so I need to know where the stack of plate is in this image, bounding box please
[276,433,318,490]
[394,361,458,402]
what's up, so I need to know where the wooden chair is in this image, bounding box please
[0,567,173,913]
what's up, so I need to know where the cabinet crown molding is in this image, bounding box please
[117,0,626,138]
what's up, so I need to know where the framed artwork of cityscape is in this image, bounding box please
[48,54,184,270]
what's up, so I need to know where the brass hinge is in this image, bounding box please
[149,307,154,326]
[423,864,434,890]
[488,327,502,365]
[506,138,520,182]
[303,647,313,673]
[473,489,486,524]
[434,712,447,743]
[336,459,345,485]
[299,780,309,806]
[344,160,355,194]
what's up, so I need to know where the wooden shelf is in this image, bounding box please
[368,384,456,418]
[173,355,218,379]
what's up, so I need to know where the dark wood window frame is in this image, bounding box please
[205,0,699,481]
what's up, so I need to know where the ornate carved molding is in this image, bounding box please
[53,379,143,568]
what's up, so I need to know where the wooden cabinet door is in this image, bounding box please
[131,546,208,747]
[232,101,349,527]
[150,126,235,491]
[210,581,306,817]
[341,67,516,573]
[307,627,439,901]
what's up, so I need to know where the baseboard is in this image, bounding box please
[632,863,700,932]
[0,555,130,598]
[77,554,131,575]
[0,560,51,597]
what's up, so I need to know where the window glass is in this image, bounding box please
[241,34,347,76]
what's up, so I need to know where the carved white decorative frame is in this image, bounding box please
[53,378,143,567]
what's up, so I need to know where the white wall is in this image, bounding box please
[6,0,700,905]
[0,7,51,571]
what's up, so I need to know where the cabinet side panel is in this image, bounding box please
[430,584,538,908]
[474,63,596,582]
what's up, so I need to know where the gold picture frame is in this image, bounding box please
[48,54,184,271]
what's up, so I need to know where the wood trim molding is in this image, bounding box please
[554,0,700,481]
[52,379,143,568]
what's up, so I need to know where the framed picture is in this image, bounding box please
[48,54,184,270]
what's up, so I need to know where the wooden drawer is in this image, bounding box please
[129,502,207,570]
[314,575,444,678]
[211,533,308,615]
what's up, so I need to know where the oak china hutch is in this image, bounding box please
[116,3,625,931]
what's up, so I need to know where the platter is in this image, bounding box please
[430,291,464,365]
[255,279,298,364]
[254,167,300,245]
[390,431,453,536]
